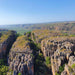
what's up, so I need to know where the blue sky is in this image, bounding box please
[0,0,75,25]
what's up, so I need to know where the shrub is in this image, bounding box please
[0,65,8,75]
[63,33,68,36]
[59,64,65,73]
[45,57,51,67]
[55,72,60,75]
[26,31,31,34]
[18,72,21,75]
[68,66,73,72]
[70,35,75,37]
[72,64,75,69]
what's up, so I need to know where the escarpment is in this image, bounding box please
[31,30,63,43]
[0,31,16,58]
[8,35,34,75]
[41,37,75,58]
[31,30,75,75]
[41,37,75,75]
[0,29,75,75]
[61,56,75,75]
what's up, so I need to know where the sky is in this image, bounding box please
[0,0,75,25]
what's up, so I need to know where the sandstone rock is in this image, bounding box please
[68,56,75,66]
[8,35,34,75]
[0,31,16,58]
[61,71,67,75]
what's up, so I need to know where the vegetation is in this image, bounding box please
[45,57,51,67]
[18,72,21,75]
[0,59,8,75]
[0,30,16,43]
[0,21,75,35]
[69,34,75,37]
[72,64,75,69]
[55,72,60,75]
[68,66,73,72]
[55,65,65,75]
[59,64,65,73]
[29,37,52,75]
[0,23,75,75]
[12,35,30,49]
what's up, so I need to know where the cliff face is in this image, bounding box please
[41,37,75,57]
[50,38,75,75]
[31,30,75,75]
[41,38,75,75]
[61,56,75,75]
[8,35,34,75]
[0,29,74,75]
[0,31,16,58]
[31,30,63,43]
[41,37,75,75]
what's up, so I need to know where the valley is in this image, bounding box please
[0,22,75,75]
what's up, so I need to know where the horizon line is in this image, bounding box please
[0,20,75,26]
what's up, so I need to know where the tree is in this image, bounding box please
[18,72,21,75]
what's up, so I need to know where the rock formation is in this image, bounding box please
[0,31,16,58]
[41,37,75,75]
[61,56,75,75]
[31,30,63,43]
[8,35,34,75]
[31,30,75,75]
[0,29,74,75]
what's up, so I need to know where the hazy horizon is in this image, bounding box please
[0,20,75,26]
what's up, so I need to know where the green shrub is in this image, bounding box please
[45,57,51,67]
[55,72,60,75]
[59,64,65,73]
[72,64,75,69]
[0,65,8,75]
[46,57,50,65]
[18,72,21,75]
[26,31,31,34]
[0,59,8,75]
[63,33,68,36]
[70,35,75,37]
[73,72,75,75]
[68,66,73,72]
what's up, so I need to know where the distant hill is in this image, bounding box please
[0,21,75,35]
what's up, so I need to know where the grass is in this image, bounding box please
[12,35,30,49]
[0,31,15,43]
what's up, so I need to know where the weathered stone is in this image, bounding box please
[0,31,16,58]
[8,35,34,75]
[61,71,67,75]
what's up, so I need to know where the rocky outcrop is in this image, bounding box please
[8,35,34,75]
[41,37,75,58]
[31,30,63,43]
[0,31,16,58]
[41,37,75,75]
[4,29,74,75]
[61,56,75,75]
[31,30,75,75]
